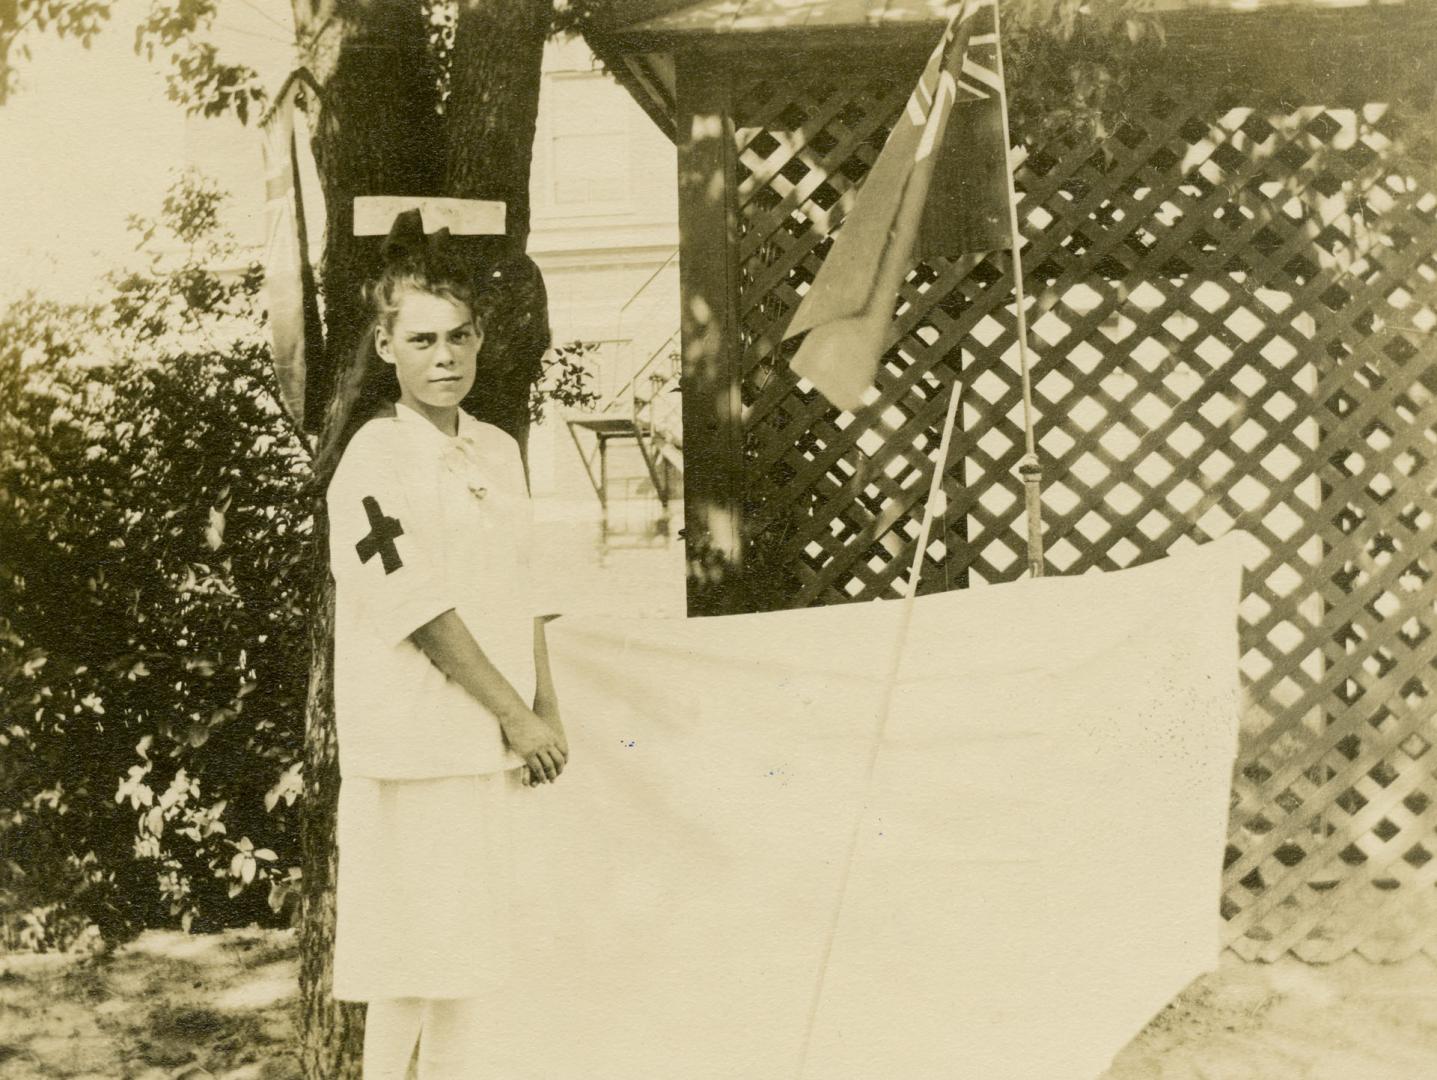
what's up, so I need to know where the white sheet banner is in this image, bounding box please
[482,534,1252,1080]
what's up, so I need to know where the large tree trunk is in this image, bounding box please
[291,3,555,1077]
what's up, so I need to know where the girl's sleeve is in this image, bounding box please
[327,432,455,645]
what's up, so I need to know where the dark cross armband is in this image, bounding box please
[356,496,405,574]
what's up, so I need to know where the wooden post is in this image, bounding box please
[676,54,748,616]
[599,435,609,512]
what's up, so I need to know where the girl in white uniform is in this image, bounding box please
[320,213,568,1079]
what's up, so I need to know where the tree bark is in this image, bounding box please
[447,0,554,450]
[291,3,554,1077]
[445,0,549,249]
[297,571,355,1080]
[298,0,446,433]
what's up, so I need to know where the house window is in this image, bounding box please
[546,73,633,211]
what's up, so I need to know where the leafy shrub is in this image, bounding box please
[0,173,311,949]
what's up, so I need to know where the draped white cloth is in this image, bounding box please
[476,534,1251,1080]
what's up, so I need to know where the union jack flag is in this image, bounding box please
[784,0,1012,411]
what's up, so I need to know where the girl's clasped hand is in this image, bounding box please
[508,705,567,786]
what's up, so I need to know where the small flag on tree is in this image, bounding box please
[260,73,325,432]
[784,0,1012,411]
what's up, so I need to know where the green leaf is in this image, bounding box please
[204,504,225,549]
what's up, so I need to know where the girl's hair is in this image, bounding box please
[312,216,477,483]
[364,263,474,337]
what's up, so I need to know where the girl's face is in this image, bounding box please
[374,290,482,417]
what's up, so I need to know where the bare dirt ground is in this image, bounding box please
[3,929,1435,1079]
[1102,951,1437,1080]
[0,929,299,1079]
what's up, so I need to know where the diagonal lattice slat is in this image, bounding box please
[716,49,1437,961]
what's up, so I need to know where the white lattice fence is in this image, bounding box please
[716,49,1437,960]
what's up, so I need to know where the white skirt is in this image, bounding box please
[333,769,521,1002]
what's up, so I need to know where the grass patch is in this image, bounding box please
[222,930,295,969]
[148,1003,233,1043]
[59,960,111,1004]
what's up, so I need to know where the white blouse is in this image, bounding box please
[326,401,540,779]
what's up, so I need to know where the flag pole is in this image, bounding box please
[991,0,1045,578]
[793,1,1030,1070]
[793,371,963,1079]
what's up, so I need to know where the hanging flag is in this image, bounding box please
[261,74,325,433]
[784,0,1012,411]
